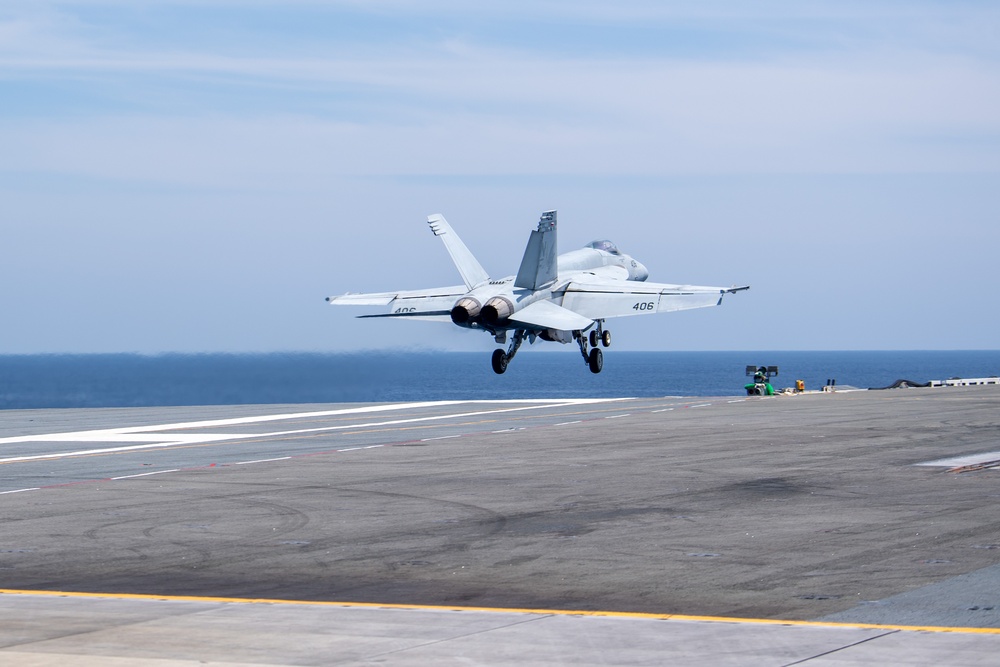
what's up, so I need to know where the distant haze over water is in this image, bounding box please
[1,351,998,410]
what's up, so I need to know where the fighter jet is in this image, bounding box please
[327,211,748,374]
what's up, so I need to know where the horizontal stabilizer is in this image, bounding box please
[509,299,594,331]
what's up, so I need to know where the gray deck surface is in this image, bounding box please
[2,387,1000,664]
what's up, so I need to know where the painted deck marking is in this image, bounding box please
[916,451,1000,468]
[235,457,292,465]
[0,399,630,464]
[2,588,998,635]
[110,470,179,480]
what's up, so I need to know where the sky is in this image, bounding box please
[1,1,998,354]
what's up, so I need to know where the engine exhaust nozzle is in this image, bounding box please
[481,296,515,326]
[450,297,482,325]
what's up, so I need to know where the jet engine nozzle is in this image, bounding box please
[481,296,515,326]
[450,297,482,325]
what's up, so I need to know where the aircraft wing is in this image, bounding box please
[561,280,749,320]
[326,285,467,322]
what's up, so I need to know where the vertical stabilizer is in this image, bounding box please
[515,210,558,290]
[426,214,490,290]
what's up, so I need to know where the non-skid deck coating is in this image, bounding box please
[2,388,1000,665]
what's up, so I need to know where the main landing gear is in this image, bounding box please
[490,322,611,375]
[491,329,525,375]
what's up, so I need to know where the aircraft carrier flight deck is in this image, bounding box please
[2,387,1000,665]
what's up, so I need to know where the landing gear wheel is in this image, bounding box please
[601,330,612,347]
[588,348,603,374]
[491,349,509,375]
[589,330,599,347]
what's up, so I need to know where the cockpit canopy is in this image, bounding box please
[586,240,620,255]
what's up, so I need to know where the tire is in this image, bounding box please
[589,330,599,347]
[588,348,603,374]
[601,330,612,347]
[491,349,508,374]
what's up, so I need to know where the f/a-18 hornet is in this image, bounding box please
[327,211,748,374]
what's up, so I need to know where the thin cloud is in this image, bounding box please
[2,0,998,353]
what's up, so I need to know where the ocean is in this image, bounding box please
[1,350,998,410]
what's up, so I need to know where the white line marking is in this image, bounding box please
[421,435,462,442]
[555,421,582,426]
[235,457,292,465]
[111,470,179,480]
[0,488,40,495]
[916,451,1000,467]
[0,398,629,445]
[605,414,631,419]
[0,437,239,464]
[727,400,745,403]
[689,404,712,409]
[0,399,631,464]
[652,408,674,413]
[0,402,468,443]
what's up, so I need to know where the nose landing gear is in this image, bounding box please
[577,320,609,374]
[588,322,612,348]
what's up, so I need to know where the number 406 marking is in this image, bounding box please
[632,302,655,311]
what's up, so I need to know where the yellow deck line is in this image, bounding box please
[2,588,999,635]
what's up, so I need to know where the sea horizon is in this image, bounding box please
[2,350,998,410]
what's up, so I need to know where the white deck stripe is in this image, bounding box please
[111,470,179,480]
[916,451,1000,467]
[0,399,631,464]
[0,399,626,445]
[235,457,291,465]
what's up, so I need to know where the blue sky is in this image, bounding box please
[2,1,998,353]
